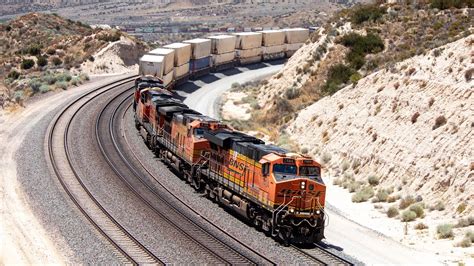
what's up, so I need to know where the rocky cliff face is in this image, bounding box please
[288,35,473,213]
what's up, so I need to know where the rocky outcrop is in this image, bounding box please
[288,35,473,213]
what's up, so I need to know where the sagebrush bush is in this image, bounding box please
[409,203,425,218]
[399,196,416,210]
[457,203,467,214]
[457,237,472,248]
[39,84,50,93]
[51,57,62,66]
[285,87,300,100]
[456,217,473,228]
[7,70,20,80]
[375,189,389,202]
[350,4,385,24]
[321,152,332,164]
[29,79,42,93]
[56,81,68,90]
[36,56,48,67]
[401,210,417,222]
[21,59,35,70]
[352,186,374,203]
[429,201,445,211]
[387,206,399,218]
[436,224,453,239]
[368,175,380,186]
[466,231,474,242]
[348,181,361,193]
[323,64,355,95]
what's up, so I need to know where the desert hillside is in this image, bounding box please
[288,35,473,213]
[0,13,147,108]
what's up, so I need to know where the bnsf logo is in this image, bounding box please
[229,159,246,172]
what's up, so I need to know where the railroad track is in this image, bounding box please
[113,88,353,265]
[291,244,353,265]
[96,87,275,265]
[46,76,165,265]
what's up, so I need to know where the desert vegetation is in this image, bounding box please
[0,13,146,108]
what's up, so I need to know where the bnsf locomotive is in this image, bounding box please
[133,77,327,245]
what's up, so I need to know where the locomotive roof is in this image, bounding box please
[203,130,263,149]
[158,105,189,116]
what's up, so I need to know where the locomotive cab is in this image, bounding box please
[260,153,326,244]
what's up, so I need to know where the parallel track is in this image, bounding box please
[46,77,165,265]
[96,87,274,264]
[291,244,353,265]
[113,89,353,265]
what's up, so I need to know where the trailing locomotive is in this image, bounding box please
[133,78,326,245]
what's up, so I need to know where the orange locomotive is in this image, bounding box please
[134,80,326,245]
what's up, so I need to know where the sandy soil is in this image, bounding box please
[0,75,131,264]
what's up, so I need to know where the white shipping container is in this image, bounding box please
[236,47,262,58]
[234,32,263,50]
[163,43,191,67]
[183,38,211,60]
[263,44,286,55]
[286,42,304,51]
[162,70,174,87]
[208,35,236,54]
[239,56,261,65]
[174,63,189,79]
[211,52,235,66]
[147,48,175,75]
[139,54,164,78]
[284,28,309,44]
[258,30,285,46]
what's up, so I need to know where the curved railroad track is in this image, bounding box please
[96,87,275,264]
[46,76,165,265]
[109,85,354,265]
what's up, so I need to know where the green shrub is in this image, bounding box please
[39,84,50,93]
[350,73,362,84]
[348,181,361,193]
[375,189,389,202]
[429,201,445,211]
[56,81,68,90]
[387,206,399,218]
[46,48,56,55]
[7,70,20,80]
[26,44,42,56]
[352,186,374,203]
[368,175,380,186]
[51,57,62,66]
[341,160,350,172]
[323,64,354,95]
[401,210,417,222]
[57,72,72,82]
[36,56,48,67]
[409,203,425,218]
[14,91,24,103]
[466,231,474,242]
[456,203,467,214]
[43,74,57,85]
[285,87,300,100]
[29,79,42,93]
[430,0,473,9]
[399,195,416,209]
[436,224,453,239]
[457,237,472,248]
[71,77,82,86]
[351,5,385,25]
[97,30,121,42]
[21,59,35,70]
[339,33,385,70]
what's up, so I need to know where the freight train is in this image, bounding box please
[139,28,309,90]
[133,77,326,245]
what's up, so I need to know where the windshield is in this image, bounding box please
[299,166,320,177]
[273,164,297,175]
[194,128,204,137]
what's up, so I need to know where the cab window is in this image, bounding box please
[273,164,297,175]
[299,166,320,177]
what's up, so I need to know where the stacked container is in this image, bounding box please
[163,42,192,83]
[183,38,212,78]
[208,35,236,71]
[284,28,309,57]
[259,30,286,61]
[234,32,263,65]
[147,48,175,87]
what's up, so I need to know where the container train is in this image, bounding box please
[133,77,326,245]
[139,28,309,90]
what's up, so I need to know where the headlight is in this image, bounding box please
[316,210,321,215]
[289,208,295,213]
[300,181,306,189]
